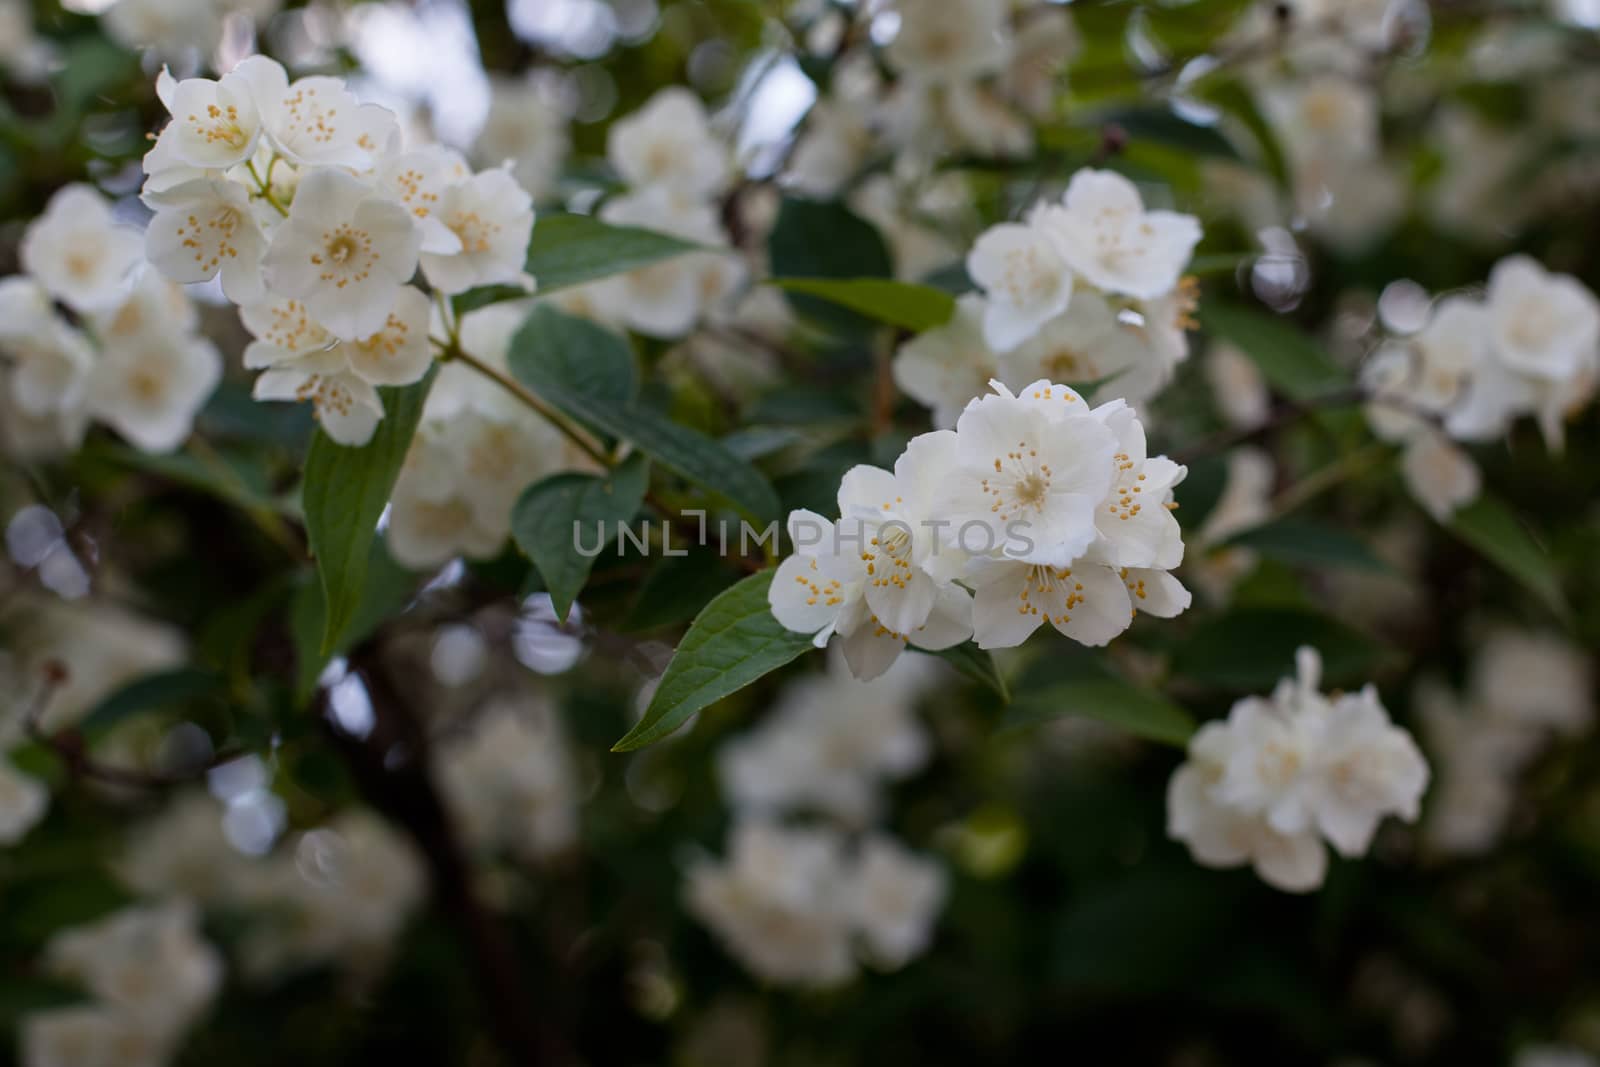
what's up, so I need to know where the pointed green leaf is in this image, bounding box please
[613,570,814,751]
[1171,607,1382,691]
[768,277,956,332]
[509,307,779,523]
[512,454,650,622]
[1446,494,1568,619]
[301,369,435,654]
[453,214,702,314]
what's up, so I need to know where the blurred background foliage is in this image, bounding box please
[3,1,1600,1066]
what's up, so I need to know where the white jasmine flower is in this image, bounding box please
[965,222,1075,352]
[328,285,434,387]
[606,87,729,198]
[846,835,947,970]
[966,555,1138,650]
[20,184,144,312]
[1308,685,1430,856]
[1485,255,1600,383]
[1167,647,1428,892]
[893,294,999,429]
[419,167,535,295]
[685,821,857,987]
[932,379,1116,567]
[1087,400,1186,570]
[1167,743,1329,893]
[85,270,198,350]
[1036,169,1202,301]
[262,168,421,341]
[0,757,48,845]
[884,0,1013,84]
[234,55,398,171]
[1400,430,1481,523]
[253,349,385,446]
[85,334,222,454]
[0,280,95,417]
[153,66,263,171]
[996,290,1149,402]
[770,435,974,680]
[144,178,269,305]
[376,146,473,255]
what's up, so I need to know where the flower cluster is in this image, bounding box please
[1363,255,1600,520]
[770,377,1191,680]
[1167,647,1429,893]
[555,88,744,339]
[1417,626,1593,857]
[685,821,946,987]
[25,902,221,1067]
[787,0,1078,186]
[1,185,220,459]
[140,55,535,445]
[692,650,948,985]
[119,796,425,982]
[895,169,1202,424]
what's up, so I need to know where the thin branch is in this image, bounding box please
[320,645,570,1066]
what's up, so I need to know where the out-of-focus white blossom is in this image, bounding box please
[20,185,144,314]
[1168,647,1429,891]
[606,87,730,199]
[718,649,936,824]
[437,698,578,861]
[686,821,946,986]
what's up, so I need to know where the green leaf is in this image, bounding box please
[767,277,956,332]
[507,303,636,407]
[290,537,418,702]
[613,570,814,751]
[301,369,434,654]
[623,551,738,632]
[1199,303,1349,402]
[1446,494,1568,618]
[77,668,224,738]
[453,214,701,314]
[1004,679,1195,747]
[511,453,650,623]
[509,308,779,523]
[768,198,893,332]
[918,642,1009,703]
[1200,79,1292,188]
[1227,517,1392,573]
[1171,607,1382,691]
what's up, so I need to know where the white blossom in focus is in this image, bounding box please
[261,169,421,341]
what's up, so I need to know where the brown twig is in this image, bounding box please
[319,645,569,1067]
